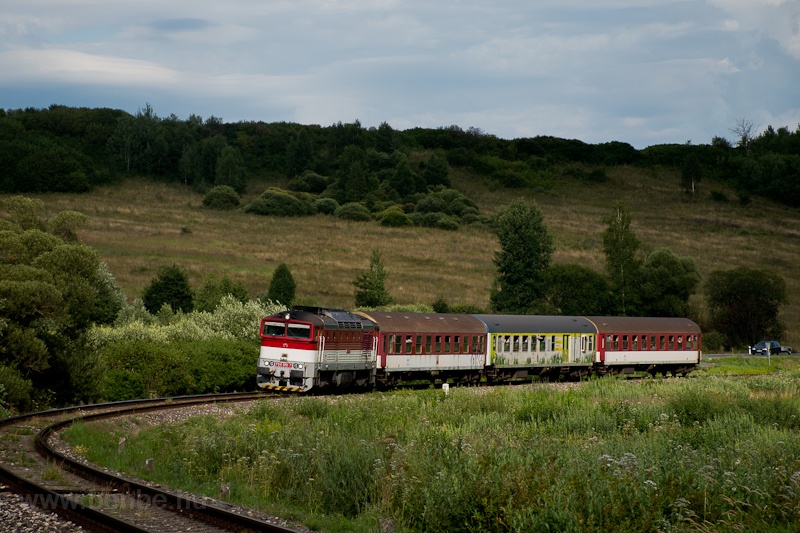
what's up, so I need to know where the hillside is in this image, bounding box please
[21,163,800,348]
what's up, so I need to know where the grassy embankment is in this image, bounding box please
[63,357,800,532]
[18,163,800,346]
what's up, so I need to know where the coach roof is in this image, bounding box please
[356,312,487,334]
[584,316,701,334]
[471,314,596,334]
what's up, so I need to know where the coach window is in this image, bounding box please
[669,335,675,350]
[686,335,694,350]
[426,335,432,354]
[416,335,423,354]
[435,335,442,354]
[622,335,629,350]
[464,335,471,353]
[394,335,403,354]
[405,335,413,354]
[522,336,530,353]
[632,335,639,351]
[659,335,666,350]
[677,335,683,350]
[445,336,451,352]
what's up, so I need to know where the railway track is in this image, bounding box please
[0,392,304,532]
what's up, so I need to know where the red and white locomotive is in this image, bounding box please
[257,306,702,392]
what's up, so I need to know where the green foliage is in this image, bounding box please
[602,203,641,315]
[142,264,194,314]
[267,264,297,307]
[0,198,111,409]
[377,206,413,227]
[202,185,240,210]
[314,197,339,215]
[490,201,554,313]
[638,249,701,317]
[47,210,89,242]
[545,263,613,315]
[702,330,728,353]
[288,170,328,194]
[194,273,249,312]
[706,266,788,347]
[99,338,257,400]
[354,250,392,308]
[244,188,317,217]
[92,262,127,325]
[215,146,246,192]
[334,202,372,221]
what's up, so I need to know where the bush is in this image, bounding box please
[202,185,240,210]
[245,188,317,217]
[378,206,413,227]
[314,197,339,215]
[335,202,372,221]
[409,211,459,230]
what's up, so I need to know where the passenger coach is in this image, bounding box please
[586,316,701,376]
[473,314,597,381]
[356,311,488,387]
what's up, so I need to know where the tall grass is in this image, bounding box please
[64,371,800,532]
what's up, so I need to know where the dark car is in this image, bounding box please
[751,340,781,355]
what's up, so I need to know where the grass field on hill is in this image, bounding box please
[17,164,800,348]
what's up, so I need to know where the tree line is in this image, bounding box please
[3,105,798,210]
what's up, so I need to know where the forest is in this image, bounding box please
[2,104,799,212]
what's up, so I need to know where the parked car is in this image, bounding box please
[781,343,794,354]
[751,340,781,355]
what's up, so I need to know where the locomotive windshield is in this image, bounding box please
[287,324,312,338]
[262,321,285,336]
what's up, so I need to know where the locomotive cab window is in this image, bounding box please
[262,321,285,336]
[287,324,311,339]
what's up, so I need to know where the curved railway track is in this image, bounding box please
[0,392,305,532]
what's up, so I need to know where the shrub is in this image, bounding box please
[202,185,240,210]
[335,202,372,221]
[314,197,339,215]
[245,188,317,217]
[378,206,413,227]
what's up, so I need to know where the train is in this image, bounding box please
[256,306,702,392]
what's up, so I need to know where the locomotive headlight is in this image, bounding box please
[293,363,304,369]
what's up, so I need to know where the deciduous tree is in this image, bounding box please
[603,204,641,315]
[706,266,787,347]
[490,201,554,313]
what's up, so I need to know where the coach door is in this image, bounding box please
[563,335,570,363]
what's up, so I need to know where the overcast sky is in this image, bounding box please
[1,1,798,148]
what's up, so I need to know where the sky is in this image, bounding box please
[1,1,799,149]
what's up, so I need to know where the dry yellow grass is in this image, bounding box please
[11,166,800,345]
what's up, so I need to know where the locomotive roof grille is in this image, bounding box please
[290,306,368,330]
